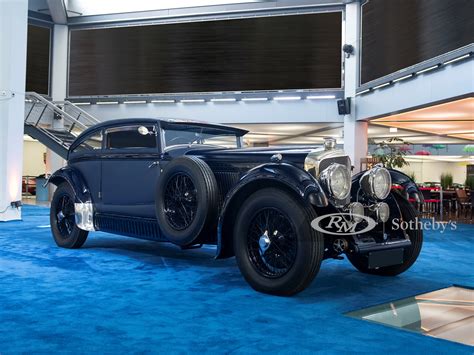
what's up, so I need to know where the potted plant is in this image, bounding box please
[465,176,474,190]
[440,173,453,190]
[372,137,411,169]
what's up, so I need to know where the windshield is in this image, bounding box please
[162,125,240,149]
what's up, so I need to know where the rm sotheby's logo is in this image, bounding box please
[311,213,376,236]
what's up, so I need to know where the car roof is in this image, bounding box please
[73,118,249,146]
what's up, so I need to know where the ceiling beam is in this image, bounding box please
[47,0,67,24]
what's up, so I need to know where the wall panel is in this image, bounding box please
[69,12,342,96]
[361,0,474,84]
[26,25,50,94]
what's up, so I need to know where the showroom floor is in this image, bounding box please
[1,205,473,353]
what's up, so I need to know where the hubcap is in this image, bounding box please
[55,195,75,238]
[258,231,271,253]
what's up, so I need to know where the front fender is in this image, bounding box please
[47,166,92,204]
[351,168,423,205]
[216,162,327,259]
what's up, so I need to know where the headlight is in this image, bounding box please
[374,202,390,223]
[320,163,351,200]
[347,202,364,223]
[360,166,392,200]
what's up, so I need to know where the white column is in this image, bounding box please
[343,2,368,173]
[0,0,28,221]
[47,24,69,198]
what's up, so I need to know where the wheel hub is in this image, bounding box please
[259,231,271,253]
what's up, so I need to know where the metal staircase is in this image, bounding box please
[24,92,100,159]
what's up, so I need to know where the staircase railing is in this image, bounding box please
[24,92,100,148]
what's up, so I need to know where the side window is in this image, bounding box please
[71,131,103,153]
[105,125,157,150]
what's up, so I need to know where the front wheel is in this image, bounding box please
[347,193,423,276]
[50,183,89,249]
[233,188,324,296]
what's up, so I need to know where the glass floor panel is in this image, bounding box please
[346,286,474,346]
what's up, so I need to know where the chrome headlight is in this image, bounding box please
[374,202,390,223]
[360,166,392,200]
[320,163,351,200]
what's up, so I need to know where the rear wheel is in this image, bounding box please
[50,183,89,249]
[233,188,324,296]
[347,193,423,276]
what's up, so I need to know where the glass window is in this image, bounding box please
[105,125,157,150]
[71,131,103,153]
[162,125,239,150]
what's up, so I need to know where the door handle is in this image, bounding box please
[148,161,160,168]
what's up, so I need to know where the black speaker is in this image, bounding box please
[337,97,351,115]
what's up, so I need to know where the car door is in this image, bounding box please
[68,129,103,203]
[100,124,161,218]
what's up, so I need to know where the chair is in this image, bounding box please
[455,189,470,218]
[421,189,440,216]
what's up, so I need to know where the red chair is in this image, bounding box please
[420,188,440,216]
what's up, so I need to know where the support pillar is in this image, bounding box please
[343,1,368,173]
[46,24,68,198]
[0,0,28,221]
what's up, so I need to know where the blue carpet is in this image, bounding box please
[0,205,473,353]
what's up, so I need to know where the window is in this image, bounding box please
[105,125,157,149]
[162,125,239,149]
[71,131,103,153]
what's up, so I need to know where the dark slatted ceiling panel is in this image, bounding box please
[361,0,474,84]
[26,25,51,94]
[69,12,342,96]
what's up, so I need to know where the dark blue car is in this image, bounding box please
[47,118,423,295]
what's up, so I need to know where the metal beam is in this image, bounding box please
[46,0,67,24]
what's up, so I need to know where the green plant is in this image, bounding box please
[465,176,474,190]
[440,173,453,190]
[372,137,411,169]
[408,172,416,182]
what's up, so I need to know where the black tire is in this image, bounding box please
[155,156,219,246]
[50,183,89,249]
[347,193,423,276]
[233,188,324,296]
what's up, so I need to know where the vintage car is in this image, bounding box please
[47,118,423,295]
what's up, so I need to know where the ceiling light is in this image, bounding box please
[372,82,391,90]
[306,95,336,100]
[96,101,119,105]
[416,65,439,75]
[389,127,398,133]
[273,96,301,101]
[443,54,471,65]
[180,99,206,103]
[73,102,91,106]
[151,99,175,103]
[393,74,413,83]
[124,100,147,104]
[210,98,237,102]
[241,97,268,102]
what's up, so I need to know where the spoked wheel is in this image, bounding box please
[55,195,75,237]
[247,208,298,278]
[155,156,218,246]
[50,183,89,249]
[347,193,423,276]
[163,172,198,230]
[234,188,324,296]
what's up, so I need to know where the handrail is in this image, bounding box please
[25,92,88,130]
[63,100,101,125]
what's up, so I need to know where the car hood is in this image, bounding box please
[185,145,325,167]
